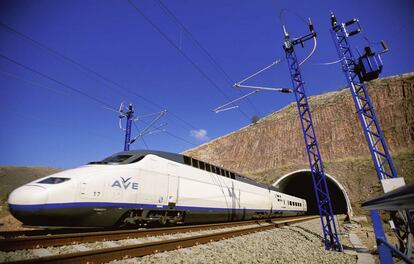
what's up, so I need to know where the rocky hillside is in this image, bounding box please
[184,73,414,212]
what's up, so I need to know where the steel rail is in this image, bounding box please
[0,216,314,251]
[0,215,311,239]
[4,215,317,264]
[0,219,275,239]
[0,227,112,239]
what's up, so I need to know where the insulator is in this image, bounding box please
[330,13,337,27]
[308,17,314,33]
[309,24,314,33]
[348,29,361,37]
[345,18,358,26]
[281,88,292,93]
[381,40,389,51]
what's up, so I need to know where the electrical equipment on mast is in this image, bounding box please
[118,103,135,151]
[283,18,341,252]
[213,17,342,252]
[118,102,167,151]
[330,12,411,262]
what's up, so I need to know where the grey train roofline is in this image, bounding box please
[102,150,280,193]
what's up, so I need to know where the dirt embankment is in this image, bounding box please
[0,166,62,230]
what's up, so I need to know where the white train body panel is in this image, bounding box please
[8,151,307,227]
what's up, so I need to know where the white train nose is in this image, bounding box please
[8,185,48,205]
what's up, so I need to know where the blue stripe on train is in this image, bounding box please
[9,202,305,213]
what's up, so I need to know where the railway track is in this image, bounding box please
[0,219,272,251]
[0,217,285,239]
[0,227,114,239]
[0,215,318,263]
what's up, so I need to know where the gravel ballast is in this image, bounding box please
[0,218,358,263]
[111,218,357,264]
[0,223,268,262]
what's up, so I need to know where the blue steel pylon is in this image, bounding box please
[283,23,342,251]
[330,13,396,262]
[123,104,134,151]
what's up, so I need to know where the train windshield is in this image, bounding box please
[37,177,70,184]
[88,154,145,165]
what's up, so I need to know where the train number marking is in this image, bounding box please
[112,177,138,190]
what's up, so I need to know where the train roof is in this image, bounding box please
[119,150,185,164]
[97,150,279,192]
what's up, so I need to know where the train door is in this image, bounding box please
[230,181,237,220]
[79,177,104,200]
[167,163,179,208]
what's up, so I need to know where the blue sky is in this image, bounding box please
[0,0,413,168]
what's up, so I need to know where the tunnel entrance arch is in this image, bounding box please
[273,169,352,216]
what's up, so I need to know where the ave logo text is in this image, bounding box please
[112,177,138,190]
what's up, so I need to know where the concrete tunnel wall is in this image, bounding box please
[273,169,352,216]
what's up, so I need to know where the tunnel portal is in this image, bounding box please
[274,169,352,215]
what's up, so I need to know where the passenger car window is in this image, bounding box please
[192,159,199,168]
[183,156,191,165]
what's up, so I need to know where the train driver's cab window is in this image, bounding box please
[88,154,141,165]
[130,155,145,163]
[37,177,70,184]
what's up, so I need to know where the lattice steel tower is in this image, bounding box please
[283,21,342,251]
[330,12,404,262]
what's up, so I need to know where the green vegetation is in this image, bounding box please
[251,115,260,124]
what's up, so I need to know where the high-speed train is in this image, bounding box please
[8,150,307,227]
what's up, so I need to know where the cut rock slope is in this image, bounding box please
[184,73,414,213]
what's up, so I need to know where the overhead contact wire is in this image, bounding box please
[155,0,263,117]
[0,53,117,111]
[127,0,251,121]
[1,53,197,147]
[0,21,199,131]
